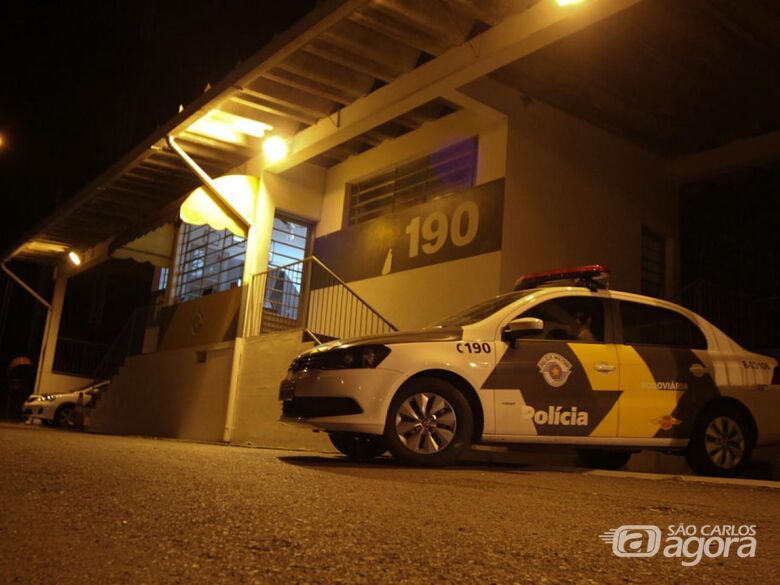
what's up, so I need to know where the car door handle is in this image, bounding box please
[689,363,710,377]
[594,362,616,373]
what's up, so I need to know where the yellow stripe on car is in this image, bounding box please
[616,345,682,438]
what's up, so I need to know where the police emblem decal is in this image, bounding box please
[537,353,573,388]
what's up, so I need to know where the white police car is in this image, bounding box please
[280,266,780,476]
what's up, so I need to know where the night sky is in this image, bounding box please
[2,1,316,254]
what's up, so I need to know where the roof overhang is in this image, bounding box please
[8,0,780,267]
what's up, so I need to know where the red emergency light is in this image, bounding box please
[514,264,611,292]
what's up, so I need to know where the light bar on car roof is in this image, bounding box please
[514,264,610,292]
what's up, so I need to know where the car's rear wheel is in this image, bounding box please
[384,377,473,467]
[686,404,753,477]
[576,449,632,470]
[328,432,387,460]
[54,404,75,428]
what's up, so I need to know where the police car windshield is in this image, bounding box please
[431,290,539,327]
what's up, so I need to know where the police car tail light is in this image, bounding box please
[323,345,391,370]
[514,264,610,292]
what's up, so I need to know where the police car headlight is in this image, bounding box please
[41,395,57,401]
[323,345,391,370]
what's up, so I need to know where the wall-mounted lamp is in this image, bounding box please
[68,251,82,266]
[262,135,289,164]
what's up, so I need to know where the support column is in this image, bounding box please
[223,172,276,443]
[35,272,68,393]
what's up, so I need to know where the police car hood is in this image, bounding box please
[312,327,463,352]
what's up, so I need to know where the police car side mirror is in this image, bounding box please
[502,317,544,345]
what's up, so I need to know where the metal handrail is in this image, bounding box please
[245,256,397,339]
[90,306,148,384]
[308,256,397,331]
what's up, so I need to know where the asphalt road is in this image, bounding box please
[1,424,777,584]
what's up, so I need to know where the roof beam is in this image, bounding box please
[262,71,354,106]
[369,0,474,49]
[272,0,643,172]
[673,129,780,182]
[227,94,319,126]
[274,51,375,98]
[237,79,336,118]
[444,0,531,27]
[349,10,451,56]
[301,41,402,83]
[321,19,420,73]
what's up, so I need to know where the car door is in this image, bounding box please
[484,295,621,438]
[615,300,718,440]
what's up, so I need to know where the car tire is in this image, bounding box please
[328,432,387,460]
[384,377,473,467]
[54,404,75,428]
[576,449,632,470]
[685,404,754,477]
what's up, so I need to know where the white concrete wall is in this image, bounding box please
[39,373,93,395]
[89,341,233,442]
[229,330,329,450]
[497,98,677,294]
[500,99,677,294]
[348,252,502,330]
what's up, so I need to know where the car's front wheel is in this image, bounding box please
[54,404,76,428]
[328,432,387,460]
[686,404,754,477]
[384,377,473,467]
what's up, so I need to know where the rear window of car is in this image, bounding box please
[620,301,707,349]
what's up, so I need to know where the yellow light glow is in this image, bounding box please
[68,251,82,266]
[262,135,289,164]
[0,134,4,148]
[187,110,272,145]
[25,241,68,254]
[556,0,586,5]
[180,175,259,238]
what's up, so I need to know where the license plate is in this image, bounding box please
[278,379,296,400]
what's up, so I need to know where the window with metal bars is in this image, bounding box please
[175,223,246,302]
[263,216,311,319]
[346,138,478,225]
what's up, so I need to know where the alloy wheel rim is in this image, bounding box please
[395,392,457,454]
[705,416,745,469]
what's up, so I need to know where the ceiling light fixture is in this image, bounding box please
[67,251,82,266]
[263,135,289,164]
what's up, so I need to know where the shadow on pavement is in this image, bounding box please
[275,453,571,476]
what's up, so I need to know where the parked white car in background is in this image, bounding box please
[23,381,108,428]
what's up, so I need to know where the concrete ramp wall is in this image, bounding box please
[89,342,233,442]
[230,330,331,451]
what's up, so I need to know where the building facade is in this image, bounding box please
[5,0,779,451]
